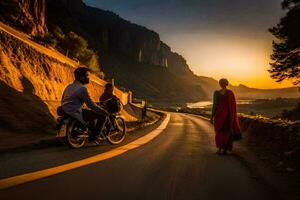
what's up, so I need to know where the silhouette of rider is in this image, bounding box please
[61,67,108,141]
[99,83,117,106]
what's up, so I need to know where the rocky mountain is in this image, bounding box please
[43,0,207,105]
[0,0,298,106]
[0,0,47,36]
[46,0,192,74]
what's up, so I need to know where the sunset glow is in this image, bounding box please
[85,0,295,89]
[165,32,294,89]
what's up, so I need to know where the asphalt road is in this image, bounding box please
[0,113,277,200]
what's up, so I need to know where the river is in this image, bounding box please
[187,100,253,108]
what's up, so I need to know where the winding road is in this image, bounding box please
[0,113,278,200]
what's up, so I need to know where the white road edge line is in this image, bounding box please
[0,113,171,190]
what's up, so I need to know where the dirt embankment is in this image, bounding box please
[0,27,136,150]
[239,115,300,187]
[0,29,75,132]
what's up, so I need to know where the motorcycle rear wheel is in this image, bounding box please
[66,120,87,148]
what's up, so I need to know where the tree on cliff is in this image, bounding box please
[269,0,300,85]
[49,27,102,77]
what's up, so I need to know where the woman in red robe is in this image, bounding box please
[210,79,241,154]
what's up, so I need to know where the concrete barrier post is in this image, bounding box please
[128,91,133,104]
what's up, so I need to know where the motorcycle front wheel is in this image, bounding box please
[107,116,126,145]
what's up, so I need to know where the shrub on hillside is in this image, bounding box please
[58,31,101,76]
[281,101,300,121]
[33,26,103,79]
[58,33,92,60]
[33,33,57,47]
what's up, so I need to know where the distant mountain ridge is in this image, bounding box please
[0,0,298,106]
[231,84,299,99]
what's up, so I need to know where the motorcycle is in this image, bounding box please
[56,106,126,148]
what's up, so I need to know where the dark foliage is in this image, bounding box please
[269,0,300,85]
[281,101,300,120]
[36,26,101,76]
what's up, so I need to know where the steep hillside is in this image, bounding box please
[0,24,135,139]
[0,0,47,36]
[43,0,209,105]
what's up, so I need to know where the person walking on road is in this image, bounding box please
[210,78,241,155]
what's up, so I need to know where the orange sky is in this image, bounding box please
[84,0,294,89]
[166,32,294,89]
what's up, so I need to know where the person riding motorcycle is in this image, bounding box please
[100,83,117,105]
[61,66,108,142]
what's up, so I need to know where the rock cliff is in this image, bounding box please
[45,0,192,74]
[0,25,135,136]
[43,0,209,104]
[0,0,47,36]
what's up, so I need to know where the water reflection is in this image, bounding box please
[187,100,253,108]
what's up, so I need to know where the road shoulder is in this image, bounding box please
[0,112,168,181]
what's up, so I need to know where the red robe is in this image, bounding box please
[213,89,240,150]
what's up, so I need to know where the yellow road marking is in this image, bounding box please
[0,113,170,190]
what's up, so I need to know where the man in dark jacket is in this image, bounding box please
[61,67,108,141]
[99,83,116,103]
